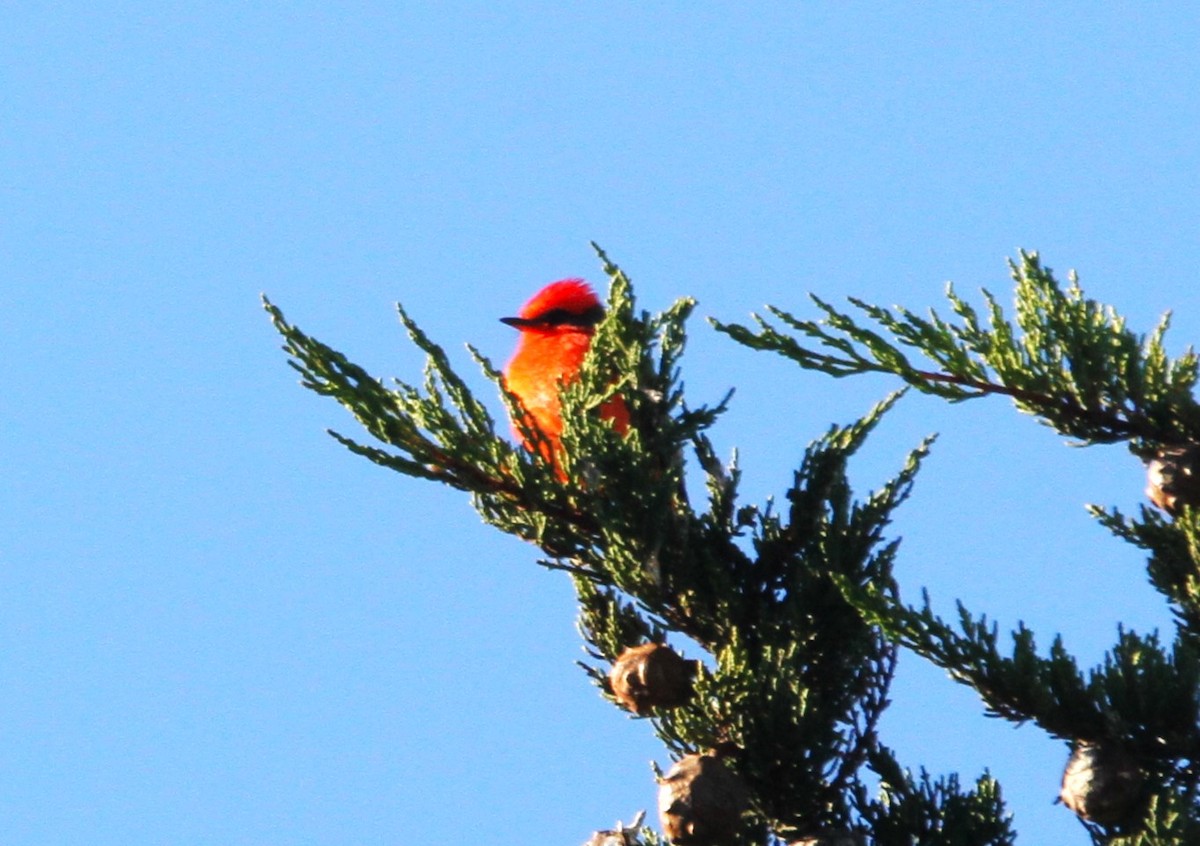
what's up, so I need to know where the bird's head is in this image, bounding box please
[500,279,605,335]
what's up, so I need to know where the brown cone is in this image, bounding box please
[1060,741,1143,826]
[609,642,695,715]
[1145,444,1200,514]
[657,752,748,845]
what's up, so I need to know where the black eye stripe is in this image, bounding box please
[532,304,605,327]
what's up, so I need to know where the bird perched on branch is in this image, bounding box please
[501,279,630,469]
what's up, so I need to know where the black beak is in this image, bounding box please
[500,316,531,328]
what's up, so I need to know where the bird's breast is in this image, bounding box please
[503,331,594,436]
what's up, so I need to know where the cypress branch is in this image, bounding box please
[713,251,1200,451]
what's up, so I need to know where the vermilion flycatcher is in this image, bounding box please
[501,279,630,465]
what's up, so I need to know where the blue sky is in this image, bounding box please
[4,4,1200,844]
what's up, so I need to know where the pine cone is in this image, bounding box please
[609,642,695,715]
[657,752,748,845]
[1145,444,1200,514]
[1059,741,1143,826]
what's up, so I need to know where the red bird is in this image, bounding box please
[501,279,630,466]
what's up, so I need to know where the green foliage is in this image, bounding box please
[1090,506,1200,638]
[1114,789,1200,846]
[712,251,1200,452]
[843,586,1101,737]
[857,746,1016,846]
[844,583,1200,767]
[640,394,933,838]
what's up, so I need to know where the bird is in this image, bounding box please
[501,279,630,468]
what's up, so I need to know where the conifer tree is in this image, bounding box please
[266,247,1200,845]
